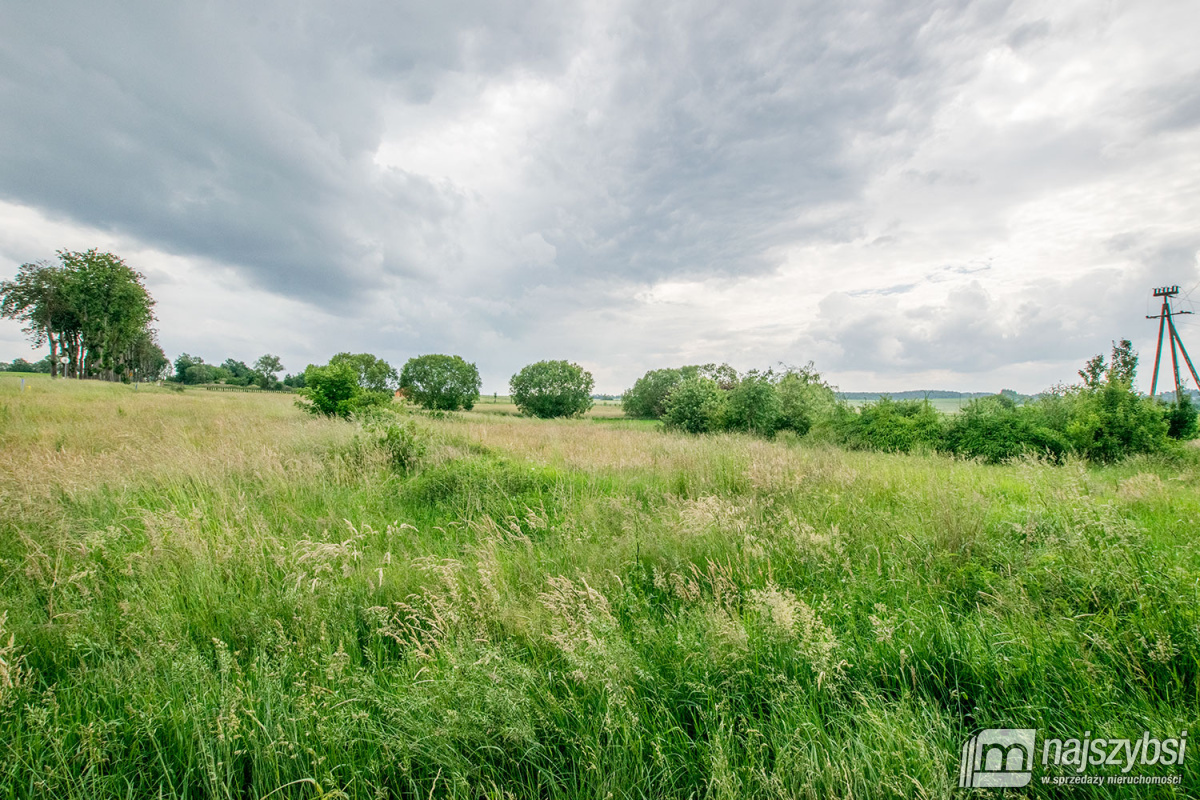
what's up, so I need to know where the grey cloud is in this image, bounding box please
[0,2,548,305]
[3,0,1199,396]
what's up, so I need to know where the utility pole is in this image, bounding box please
[1146,285,1200,400]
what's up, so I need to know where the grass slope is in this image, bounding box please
[0,376,1197,798]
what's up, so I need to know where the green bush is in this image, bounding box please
[943,395,1067,463]
[775,364,839,437]
[622,368,688,419]
[354,407,426,472]
[835,397,944,453]
[183,363,216,385]
[724,371,781,436]
[662,377,726,434]
[297,362,391,419]
[328,352,399,393]
[399,354,481,411]
[1165,396,1199,440]
[1062,381,1169,462]
[509,360,594,418]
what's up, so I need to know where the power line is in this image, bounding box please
[1146,285,1199,399]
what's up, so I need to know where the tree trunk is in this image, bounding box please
[47,332,58,378]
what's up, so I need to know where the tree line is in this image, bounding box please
[296,353,595,419]
[621,340,1198,462]
[0,250,165,381]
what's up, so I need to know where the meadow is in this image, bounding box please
[0,374,1197,798]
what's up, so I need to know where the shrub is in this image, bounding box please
[328,352,399,393]
[183,363,216,385]
[662,377,726,434]
[1062,381,1169,462]
[1165,396,1199,440]
[622,368,688,419]
[724,371,781,436]
[399,354,481,411]
[943,395,1067,463]
[775,364,838,436]
[297,362,391,418]
[354,407,426,472]
[835,397,944,453]
[509,360,594,418]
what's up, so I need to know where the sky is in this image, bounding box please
[2,0,1199,395]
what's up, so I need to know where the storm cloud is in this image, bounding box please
[2,0,1198,393]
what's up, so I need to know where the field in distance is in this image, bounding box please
[0,375,1196,798]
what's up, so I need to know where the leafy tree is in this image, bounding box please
[1059,339,1168,462]
[254,354,283,377]
[0,260,74,377]
[174,354,205,383]
[123,330,169,382]
[1063,380,1168,462]
[1108,339,1137,385]
[2,250,157,380]
[328,352,398,393]
[2,356,52,373]
[695,362,739,390]
[297,362,391,418]
[724,370,781,436]
[220,359,254,385]
[622,368,688,419]
[184,363,217,385]
[59,250,155,380]
[509,360,594,418]
[1079,353,1106,389]
[775,363,839,436]
[253,354,284,388]
[399,354,481,410]
[662,377,726,434]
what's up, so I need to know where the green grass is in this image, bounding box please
[0,379,1197,798]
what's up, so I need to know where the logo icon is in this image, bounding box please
[959,729,1036,788]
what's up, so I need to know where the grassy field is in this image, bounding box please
[0,375,1197,798]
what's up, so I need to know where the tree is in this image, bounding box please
[725,370,781,436]
[254,354,283,379]
[297,361,391,418]
[59,250,155,380]
[509,360,594,418]
[1165,395,1199,440]
[184,363,217,385]
[221,359,254,385]
[0,260,74,377]
[622,368,688,419]
[328,352,398,393]
[123,330,169,382]
[1060,341,1169,462]
[1,250,156,380]
[175,354,205,383]
[662,377,726,433]
[399,354,481,410]
[250,354,284,389]
[775,363,839,436]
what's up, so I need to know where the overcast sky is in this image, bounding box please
[3,0,1199,394]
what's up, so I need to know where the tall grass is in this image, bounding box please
[0,375,1196,798]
